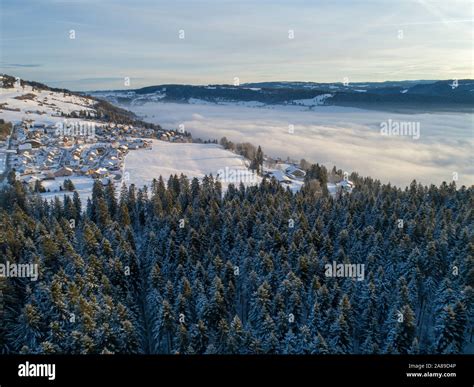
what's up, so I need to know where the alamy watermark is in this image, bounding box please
[18,361,55,381]
[325,261,365,281]
[0,261,38,281]
[216,167,258,184]
[380,119,420,140]
[54,120,96,139]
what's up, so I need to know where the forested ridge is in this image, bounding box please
[0,171,472,354]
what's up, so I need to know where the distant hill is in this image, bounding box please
[91,79,474,112]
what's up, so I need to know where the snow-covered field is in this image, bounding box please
[123,140,261,190]
[41,175,94,203]
[124,101,474,187]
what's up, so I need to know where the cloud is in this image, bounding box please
[127,102,473,187]
[1,63,42,68]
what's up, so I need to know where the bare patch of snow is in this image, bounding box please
[292,94,333,107]
[40,175,95,203]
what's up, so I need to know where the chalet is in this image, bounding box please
[339,179,355,193]
[22,167,36,175]
[79,166,92,175]
[267,170,292,184]
[54,166,73,177]
[69,154,81,167]
[285,165,306,179]
[91,167,108,179]
[26,139,42,148]
[40,171,55,180]
[18,143,32,152]
[21,175,39,187]
[95,145,107,155]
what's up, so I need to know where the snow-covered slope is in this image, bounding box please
[123,140,261,191]
[0,81,97,125]
[40,175,95,203]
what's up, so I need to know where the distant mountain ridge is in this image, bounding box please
[91,79,474,112]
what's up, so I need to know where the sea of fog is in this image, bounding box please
[126,102,473,188]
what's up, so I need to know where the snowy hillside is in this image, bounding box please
[0,79,97,126]
[0,76,172,204]
[123,140,261,191]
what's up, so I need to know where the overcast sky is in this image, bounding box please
[1,0,472,90]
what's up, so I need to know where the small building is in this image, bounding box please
[285,165,306,179]
[91,167,108,179]
[26,139,42,148]
[338,179,355,194]
[21,175,39,187]
[40,171,56,180]
[54,166,73,177]
[18,143,32,152]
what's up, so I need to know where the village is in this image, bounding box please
[0,118,188,192]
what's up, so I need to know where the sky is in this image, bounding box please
[0,0,472,90]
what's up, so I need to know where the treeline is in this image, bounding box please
[0,172,472,354]
[220,137,264,174]
[0,119,12,141]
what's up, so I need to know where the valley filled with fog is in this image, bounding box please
[125,101,473,188]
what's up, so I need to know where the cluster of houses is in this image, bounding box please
[263,158,355,196]
[263,162,307,185]
[7,119,166,188]
[99,122,186,143]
